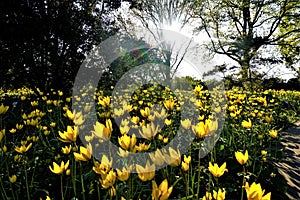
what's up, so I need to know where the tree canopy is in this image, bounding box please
[189,0,300,88]
[0,0,120,90]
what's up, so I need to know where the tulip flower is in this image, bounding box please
[213,188,226,200]
[244,182,271,200]
[101,170,116,189]
[92,120,112,142]
[0,129,5,142]
[139,122,160,140]
[242,119,252,129]
[165,119,172,126]
[58,126,78,143]
[0,104,9,115]
[235,150,249,165]
[61,145,72,154]
[118,134,136,152]
[73,144,92,161]
[149,149,165,166]
[163,147,181,167]
[14,143,32,154]
[163,99,175,111]
[134,142,151,152]
[49,160,70,175]
[98,96,110,107]
[181,155,191,171]
[9,175,17,183]
[152,179,173,200]
[202,192,212,200]
[208,162,228,177]
[192,119,218,138]
[140,107,150,118]
[269,130,278,138]
[136,160,155,181]
[93,155,112,179]
[181,119,192,130]
[265,115,272,123]
[116,166,132,181]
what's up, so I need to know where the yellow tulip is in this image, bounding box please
[269,130,278,138]
[242,119,252,129]
[9,175,17,183]
[265,115,272,123]
[235,150,249,165]
[14,143,32,154]
[134,142,151,152]
[2,145,7,153]
[163,147,181,167]
[9,128,16,134]
[213,188,226,200]
[131,116,140,124]
[192,121,207,138]
[149,149,165,166]
[98,96,110,107]
[16,124,24,130]
[116,166,132,181]
[152,179,173,200]
[92,120,112,142]
[49,160,70,175]
[244,182,271,200]
[202,192,212,200]
[31,101,38,107]
[192,119,218,138]
[261,150,267,156]
[66,110,85,126]
[109,186,116,197]
[194,85,203,93]
[163,99,175,111]
[0,104,9,115]
[93,155,112,179]
[181,155,191,171]
[180,119,191,130]
[61,145,72,154]
[58,126,78,143]
[139,122,159,140]
[0,129,5,142]
[100,169,116,189]
[140,107,150,118]
[73,144,92,161]
[154,109,168,119]
[120,125,130,135]
[208,162,228,177]
[136,160,155,181]
[165,119,172,126]
[118,134,136,152]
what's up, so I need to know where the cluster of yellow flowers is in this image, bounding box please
[0,85,298,199]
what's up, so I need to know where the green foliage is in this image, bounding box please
[0,0,118,90]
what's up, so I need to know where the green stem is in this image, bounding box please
[241,165,246,200]
[97,182,101,200]
[79,162,86,200]
[5,161,16,200]
[61,175,64,200]
[72,157,77,197]
[0,176,8,200]
[196,142,201,198]
[24,164,30,200]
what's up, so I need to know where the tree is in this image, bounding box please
[190,0,300,88]
[128,0,194,82]
[278,1,300,77]
[0,0,120,90]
